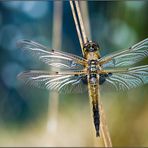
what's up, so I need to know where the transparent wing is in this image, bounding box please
[100,38,148,68]
[17,70,88,93]
[104,65,148,91]
[17,40,87,70]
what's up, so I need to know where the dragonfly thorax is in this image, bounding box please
[88,60,101,73]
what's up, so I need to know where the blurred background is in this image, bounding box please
[0,1,148,147]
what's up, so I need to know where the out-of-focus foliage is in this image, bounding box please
[0,1,147,147]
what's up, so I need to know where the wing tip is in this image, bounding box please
[16,39,31,48]
[17,71,31,79]
[17,72,23,81]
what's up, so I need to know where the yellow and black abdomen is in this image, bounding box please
[87,60,100,137]
[88,73,100,137]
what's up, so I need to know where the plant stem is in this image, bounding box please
[70,1,112,147]
[74,1,88,44]
[79,1,91,40]
[69,1,84,55]
[47,1,63,141]
[100,102,112,147]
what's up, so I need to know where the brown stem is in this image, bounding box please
[69,1,112,147]
[48,1,63,138]
[74,1,88,44]
[70,0,84,54]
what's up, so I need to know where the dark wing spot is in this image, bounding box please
[74,74,78,76]
[99,73,112,85]
[108,72,112,77]
[81,75,88,85]
[129,46,132,50]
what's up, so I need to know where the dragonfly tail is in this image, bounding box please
[92,101,100,137]
[96,131,100,137]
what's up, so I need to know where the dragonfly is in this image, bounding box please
[17,38,148,137]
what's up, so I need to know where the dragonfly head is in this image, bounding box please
[83,41,100,52]
[83,41,101,59]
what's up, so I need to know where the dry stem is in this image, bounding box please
[79,1,91,40]
[48,1,63,140]
[70,1,84,55]
[74,1,88,44]
[70,1,112,147]
[100,102,112,147]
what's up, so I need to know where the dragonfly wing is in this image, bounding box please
[17,40,86,70]
[17,70,88,93]
[100,38,148,68]
[103,65,148,91]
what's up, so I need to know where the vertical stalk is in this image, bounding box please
[100,101,113,147]
[74,1,88,44]
[70,1,112,147]
[47,1,63,143]
[79,1,91,40]
[70,1,84,55]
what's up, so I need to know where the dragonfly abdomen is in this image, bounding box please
[88,73,100,137]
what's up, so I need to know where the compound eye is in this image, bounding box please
[92,44,97,50]
[92,44,94,48]
[83,44,89,51]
